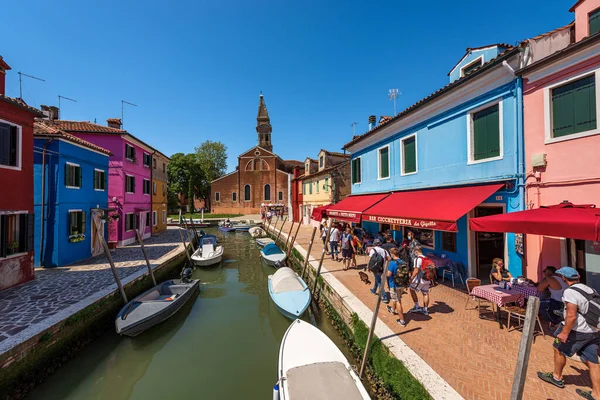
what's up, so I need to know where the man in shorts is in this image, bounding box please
[408,247,431,316]
[538,267,600,400]
[386,248,409,326]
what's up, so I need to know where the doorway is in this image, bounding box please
[475,206,505,282]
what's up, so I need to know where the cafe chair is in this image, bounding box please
[505,305,545,337]
[442,262,464,288]
[465,278,493,317]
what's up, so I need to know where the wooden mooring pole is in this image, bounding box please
[510,296,541,400]
[275,217,287,244]
[312,219,332,294]
[301,227,317,280]
[99,236,128,304]
[178,227,193,266]
[182,218,196,251]
[284,221,295,251]
[135,230,157,286]
[287,221,302,257]
[359,259,391,379]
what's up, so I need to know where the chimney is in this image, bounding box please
[368,115,376,130]
[40,105,50,119]
[40,105,59,120]
[0,56,12,97]
[107,118,122,129]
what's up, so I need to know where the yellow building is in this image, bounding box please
[152,151,170,235]
[299,150,350,225]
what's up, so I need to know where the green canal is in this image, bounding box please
[28,227,363,400]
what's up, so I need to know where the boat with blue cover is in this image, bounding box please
[268,267,310,320]
[260,243,287,267]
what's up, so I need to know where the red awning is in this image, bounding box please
[311,204,333,221]
[470,202,600,242]
[327,193,390,223]
[362,184,504,232]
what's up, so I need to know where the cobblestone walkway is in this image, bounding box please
[270,221,590,400]
[0,228,188,350]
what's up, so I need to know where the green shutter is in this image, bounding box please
[65,165,71,187]
[80,211,86,234]
[552,76,596,138]
[68,212,73,235]
[590,8,600,36]
[77,166,82,187]
[403,137,416,173]
[379,147,389,178]
[473,104,500,160]
[93,171,97,189]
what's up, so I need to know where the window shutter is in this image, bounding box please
[590,8,600,36]
[132,177,136,193]
[9,126,17,166]
[93,171,97,189]
[68,212,73,236]
[78,167,82,187]
[552,82,576,137]
[403,137,416,173]
[19,214,28,252]
[0,123,9,166]
[473,105,500,160]
[81,212,87,234]
[573,76,597,134]
[102,172,106,190]
[380,147,389,178]
[65,165,71,186]
[27,214,34,252]
[0,215,7,257]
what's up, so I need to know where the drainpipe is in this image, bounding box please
[40,138,55,267]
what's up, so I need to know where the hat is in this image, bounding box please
[555,267,579,279]
[373,238,382,246]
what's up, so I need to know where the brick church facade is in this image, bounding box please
[211,95,299,215]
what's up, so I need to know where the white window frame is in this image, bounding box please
[143,152,151,168]
[0,210,28,259]
[543,68,600,144]
[143,179,151,196]
[162,210,167,224]
[460,55,484,78]
[125,212,135,231]
[152,210,157,226]
[125,143,135,161]
[0,119,22,171]
[400,133,418,176]
[65,162,81,189]
[352,156,362,185]
[215,192,221,202]
[377,145,390,180]
[466,100,504,165]
[125,174,135,194]
[244,184,251,202]
[94,168,106,191]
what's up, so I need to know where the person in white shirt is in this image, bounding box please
[368,239,390,302]
[538,267,600,400]
[329,225,341,261]
[408,247,431,316]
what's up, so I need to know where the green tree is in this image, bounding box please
[167,152,205,212]
[195,140,227,199]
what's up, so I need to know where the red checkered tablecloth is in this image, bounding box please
[471,284,524,307]
[511,284,541,299]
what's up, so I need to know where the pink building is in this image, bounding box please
[519,0,600,285]
[42,118,154,246]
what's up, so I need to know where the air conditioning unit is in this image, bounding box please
[531,153,547,168]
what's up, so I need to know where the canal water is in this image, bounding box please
[28,227,361,400]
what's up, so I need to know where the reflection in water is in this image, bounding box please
[27,228,367,400]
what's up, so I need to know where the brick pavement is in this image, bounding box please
[0,228,189,355]
[273,220,591,400]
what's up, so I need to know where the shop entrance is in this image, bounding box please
[475,206,505,282]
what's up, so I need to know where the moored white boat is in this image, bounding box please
[268,267,310,320]
[249,226,266,237]
[274,319,371,400]
[256,237,275,247]
[260,243,287,267]
[191,237,224,267]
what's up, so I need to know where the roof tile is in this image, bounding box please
[34,120,112,155]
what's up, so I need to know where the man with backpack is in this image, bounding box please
[368,239,390,302]
[320,220,329,255]
[387,248,410,326]
[341,227,355,271]
[538,267,600,400]
[329,224,341,262]
[408,247,435,316]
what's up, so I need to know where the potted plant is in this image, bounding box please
[7,241,18,255]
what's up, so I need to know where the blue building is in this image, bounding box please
[339,44,525,280]
[34,118,112,267]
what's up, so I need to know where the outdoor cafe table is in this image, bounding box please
[510,284,541,300]
[470,284,524,329]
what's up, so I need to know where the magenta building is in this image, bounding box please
[42,118,154,246]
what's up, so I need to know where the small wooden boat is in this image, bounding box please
[256,237,275,247]
[260,243,287,267]
[191,236,224,267]
[268,267,310,319]
[115,278,199,337]
[249,226,266,237]
[274,319,371,400]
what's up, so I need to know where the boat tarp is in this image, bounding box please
[263,243,284,255]
[286,361,363,400]
[271,268,304,294]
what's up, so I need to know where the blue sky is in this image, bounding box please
[3,0,572,172]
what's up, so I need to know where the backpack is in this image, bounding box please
[392,259,410,288]
[368,250,384,273]
[341,233,351,250]
[399,246,413,270]
[418,256,436,281]
[568,285,600,329]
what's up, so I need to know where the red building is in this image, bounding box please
[0,56,44,290]
[291,165,304,223]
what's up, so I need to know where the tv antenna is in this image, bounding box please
[18,72,45,99]
[351,122,358,135]
[121,100,137,128]
[388,88,401,116]
[58,95,77,119]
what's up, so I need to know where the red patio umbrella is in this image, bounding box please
[469,202,600,242]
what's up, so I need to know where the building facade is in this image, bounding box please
[42,118,154,246]
[152,151,169,235]
[211,95,294,215]
[298,150,350,225]
[519,0,600,283]
[0,57,43,290]
[33,119,111,267]
[342,45,526,281]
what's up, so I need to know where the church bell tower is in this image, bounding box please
[256,94,273,152]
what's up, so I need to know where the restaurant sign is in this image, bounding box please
[364,215,457,232]
[326,210,361,223]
